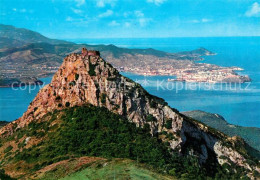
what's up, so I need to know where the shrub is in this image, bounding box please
[150,100,157,108]
[0,169,14,180]
[18,140,25,148]
[162,131,167,135]
[169,168,177,176]
[101,94,106,104]
[113,104,120,110]
[107,77,117,81]
[4,145,13,153]
[55,96,61,101]
[166,133,175,140]
[69,81,76,86]
[88,60,96,76]
[146,114,156,122]
[75,74,79,81]
[65,102,70,107]
[36,131,45,138]
[165,120,172,129]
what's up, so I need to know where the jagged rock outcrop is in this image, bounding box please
[1,50,259,174]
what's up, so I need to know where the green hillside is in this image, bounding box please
[0,105,250,179]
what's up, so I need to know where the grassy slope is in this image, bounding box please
[33,156,173,180]
[49,159,174,180]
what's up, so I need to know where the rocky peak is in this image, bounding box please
[1,48,259,175]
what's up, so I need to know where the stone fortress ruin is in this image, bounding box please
[81,48,100,58]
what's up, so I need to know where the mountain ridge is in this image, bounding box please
[0,24,71,48]
[1,49,259,178]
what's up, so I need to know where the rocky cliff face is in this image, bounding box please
[1,51,259,174]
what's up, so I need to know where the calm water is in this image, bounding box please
[0,77,52,122]
[0,37,260,128]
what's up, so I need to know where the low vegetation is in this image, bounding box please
[88,59,96,76]
[0,105,253,179]
[61,159,174,180]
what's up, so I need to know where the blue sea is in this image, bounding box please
[1,37,260,128]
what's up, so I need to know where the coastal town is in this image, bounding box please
[120,65,250,83]
[106,54,251,83]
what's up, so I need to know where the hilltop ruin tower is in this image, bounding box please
[82,47,88,57]
[81,47,100,57]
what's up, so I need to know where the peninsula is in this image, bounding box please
[108,54,250,83]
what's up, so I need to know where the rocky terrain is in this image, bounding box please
[183,110,260,154]
[0,50,259,179]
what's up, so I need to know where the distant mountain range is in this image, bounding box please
[0,24,70,49]
[0,24,214,87]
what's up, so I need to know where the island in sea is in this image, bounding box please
[0,24,250,87]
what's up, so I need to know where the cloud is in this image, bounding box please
[191,19,199,23]
[139,18,147,27]
[71,8,83,14]
[146,0,167,6]
[97,0,105,7]
[245,2,260,17]
[201,18,212,23]
[124,22,131,27]
[123,12,130,17]
[96,0,117,8]
[134,10,144,17]
[75,0,85,7]
[190,18,212,23]
[66,16,73,21]
[109,20,120,26]
[139,18,151,27]
[65,16,87,24]
[98,10,113,18]
[12,8,28,13]
[133,10,150,27]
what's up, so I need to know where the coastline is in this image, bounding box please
[119,67,251,84]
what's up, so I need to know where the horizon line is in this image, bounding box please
[62,35,260,40]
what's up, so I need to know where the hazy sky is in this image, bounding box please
[0,0,260,39]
